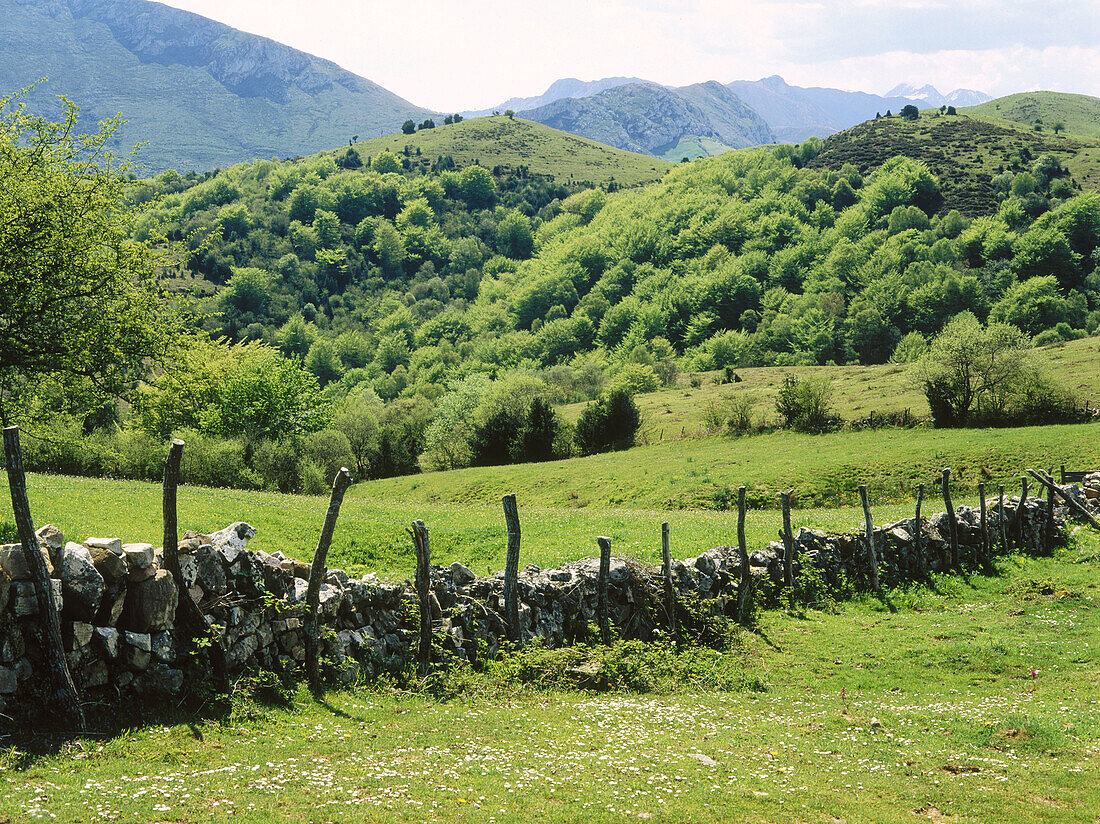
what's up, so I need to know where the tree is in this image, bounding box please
[946,105,957,115]
[0,90,185,425]
[522,397,559,462]
[418,119,436,131]
[402,119,416,135]
[900,105,919,121]
[453,114,464,124]
[575,389,640,455]
[504,109,516,119]
[1052,121,1066,134]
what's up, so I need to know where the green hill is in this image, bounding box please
[807,112,1100,215]
[344,116,672,187]
[964,91,1100,139]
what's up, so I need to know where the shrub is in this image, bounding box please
[774,374,839,433]
[575,389,641,455]
[726,394,758,436]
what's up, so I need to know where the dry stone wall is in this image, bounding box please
[2,476,1097,727]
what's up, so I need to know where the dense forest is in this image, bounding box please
[21,125,1100,492]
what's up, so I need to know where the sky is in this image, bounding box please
[158,0,1100,111]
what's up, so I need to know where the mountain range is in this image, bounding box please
[3,0,998,172]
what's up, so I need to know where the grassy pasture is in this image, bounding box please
[1,535,1097,823]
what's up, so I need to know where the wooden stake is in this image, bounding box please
[978,483,994,573]
[502,493,521,643]
[1015,477,1029,551]
[1027,469,1100,530]
[160,439,230,697]
[941,468,960,568]
[597,536,612,645]
[780,490,794,590]
[410,519,432,678]
[736,486,752,625]
[661,522,679,646]
[3,426,85,730]
[305,467,354,693]
[1045,467,1056,554]
[914,483,925,578]
[997,484,1007,555]
[859,484,880,592]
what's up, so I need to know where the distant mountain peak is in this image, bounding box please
[886,83,992,108]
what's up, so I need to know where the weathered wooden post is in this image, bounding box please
[161,439,230,697]
[978,483,994,573]
[597,536,612,645]
[736,486,752,625]
[1027,469,1100,530]
[941,468,960,568]
[914,483,925,579]
[410,519,432,678]
[502,493,521,643]
[997,484,1008,556]
[780,490,795,591]
[305,467,354,693]
[3,426,85,730]
[661,522,679,647]
[1044,468,1056,554]
[1015,477,1029,551]
[858,484,880,592]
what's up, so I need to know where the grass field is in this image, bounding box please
[963,91,1100,140]
[342,116,672,187]
[562,337,1100,444]
[2,533,1097,823]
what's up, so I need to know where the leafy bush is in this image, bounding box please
[575,389,641,455]
[774,374,839,433]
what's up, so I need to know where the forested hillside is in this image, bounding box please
[22,117,1100,493]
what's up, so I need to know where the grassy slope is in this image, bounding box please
[4,540,1097,823]
[807,112,1100,215]
[565,337,1100,443]
[344,116,673,187]
[964,91,1100,139]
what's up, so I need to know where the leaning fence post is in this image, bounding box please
[661,522,679,647]
[410,519,433,678]
[161,439,230,697]
[3,426,85,731]
[780,490,794,591]
[736,486,752,625]
[914,483,925,579]
[978,483,994,573]
[305,467,354,693]
[597,536,612,645]
[502,493,521,644]
[1044,468,1056,554]
[1015,477,1029,551]
[997,484,1008,555]
[858,484,880,592]
[941,468,960,568]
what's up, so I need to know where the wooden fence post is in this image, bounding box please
[978,483,994,573]
[661,522,679,647]
[160,439,230,697]
[1015,477,1029,551]
[3,426,85,730]
[997,484,1007,555]
[410,519,433,678]
[305,467,354,693]
[1027,469,1100,530]
[780,490,794,591]
[597,536,612,645]
[1044,468,1056,554]
[914,483,925,579]
[858,484,880,592]
[502,493,521,644]
[736,486,752,625]
[942,468,960,568]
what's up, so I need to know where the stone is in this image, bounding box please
[124,645,151,672]
[122,544,155,570]
[0,577,7,615]
[0,666,16,694]
[95,627,121,659]
[98,586,128,627]
[1,631,25,665]
[36,525,65,565]
[228,633,259,668]
[58,543,105,621]
[326,569,350,587]
[87,543,127,582]
[318,584,341,617]
[194,546,226,596]
[12,580,63,616]
[0,545,54,581]
[70,622,94,651]
[292,578,308,602]
[125,630,152,652]
[179,553,199,587]
[84,537,122,556]
[82,661,109,688]
[126,566,156,584]
[121,570,178,632]
[151,631,175,664]
[209,522,257,564]
[450,562,476,587]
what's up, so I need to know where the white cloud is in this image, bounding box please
[155,0,1100,110]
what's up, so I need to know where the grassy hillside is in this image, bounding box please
[807,112,1100,214]
[563,336,1100,442]
[345,116,672,187]
[964,91,1100,139]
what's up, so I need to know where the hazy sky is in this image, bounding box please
[158,0,1100,110]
